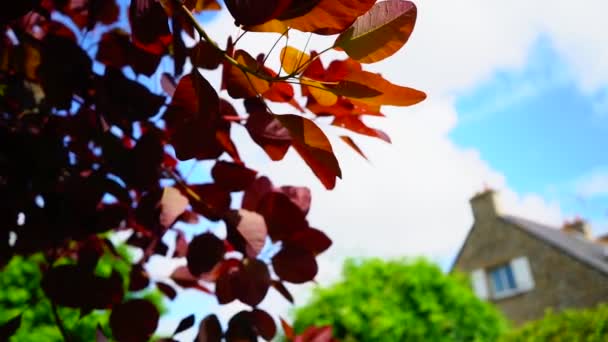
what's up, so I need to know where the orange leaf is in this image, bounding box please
[275,114,341,189]
[339,135,368,160]
[339,70,426,106]
[335,0,417,63]
[225,50,270,99]
[245,19,288,34]
[280,46,310,75]
[283,0,376,35]
[332,116,391,143]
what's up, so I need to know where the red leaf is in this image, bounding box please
[280,318,295,340]
[236,259,271,306]
[189,183,232,221]
[252,309,277,340]
[128,0,171,55]
[244,99,292,161]
[278,185,311,214]
[339,135,367,160]
[197,314,223,342]
[129,265,150,291]
[211,161,258,192]
[258,192,308,241]
[160,72,176,97]
[276,114,341,189]
[110,299,159,342]
[282,0,375,35]
[295,326,335,342]
[285,228,332,255]
[163,68,223,161]
[242,176,274,211]
[156,281,177,300]
[272,245,318,284]
[272,280,294,303]
[224,0,290,26]
[187,233,226,276]
[225,311,257,341]
[190,39,224,70]
[332,116,391,143]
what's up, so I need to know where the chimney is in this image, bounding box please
[470,189,502,222]
[562,218,591,239]
[596,233,608,246]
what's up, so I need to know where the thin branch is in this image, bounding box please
[262,27,290,67]
[51,301,71,342]
[232,29,247,46]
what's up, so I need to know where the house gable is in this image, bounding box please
[452,191,608,325]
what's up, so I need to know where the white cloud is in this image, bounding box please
[575,168,608,199]
[164,1,608,339]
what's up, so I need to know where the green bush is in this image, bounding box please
[0,250,165,341]
[292,258,507,342]
[502,304,608,342]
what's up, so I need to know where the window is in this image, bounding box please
[470,256,535,300]
[489,264,517,296]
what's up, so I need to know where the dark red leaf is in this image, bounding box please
[129,0,171,55]
[212,161,258,192]
[42,265,124,310]
[225,311,257,342]
[190,39,223,70]
[272,245,318,284]
[285,228,331,255]
[271,280,294,303]
[129,265,150,291]
[157,281,177,300]
[224,0,290,26]
[163,69,223,161]
[0,1,39,24]
[110,299,159,342]
[215,260,242,304]
[96,29,164,76]
[39,34,92,110]
[189,183,231,221]
[252,309,276,340]
[197,314,223,342]
[241,176,274,211]
[174,314,196,336]
[161,72,177,97]
[235,258,271,306]
[258,192,308,241]
[187,233,226,276]
[244,99,292,161]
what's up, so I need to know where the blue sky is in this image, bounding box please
[452,37,608,234]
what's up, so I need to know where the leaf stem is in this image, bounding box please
[51,301,72,342]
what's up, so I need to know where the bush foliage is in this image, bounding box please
[502,304,608,342]
[293,258,507,341]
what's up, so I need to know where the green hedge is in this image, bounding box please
[502,303,608,342]
[292,258,507,342]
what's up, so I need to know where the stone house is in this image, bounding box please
[452,190,608,325]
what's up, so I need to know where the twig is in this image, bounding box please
[51,301,72,342]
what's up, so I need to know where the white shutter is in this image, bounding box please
[471,269,489,299]
[511,256,535,292]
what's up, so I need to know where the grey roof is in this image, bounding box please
[502,215,608,276]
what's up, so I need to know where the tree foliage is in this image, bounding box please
[502,304,608,342]
[0,0,425,340]
[293,258,507,341]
